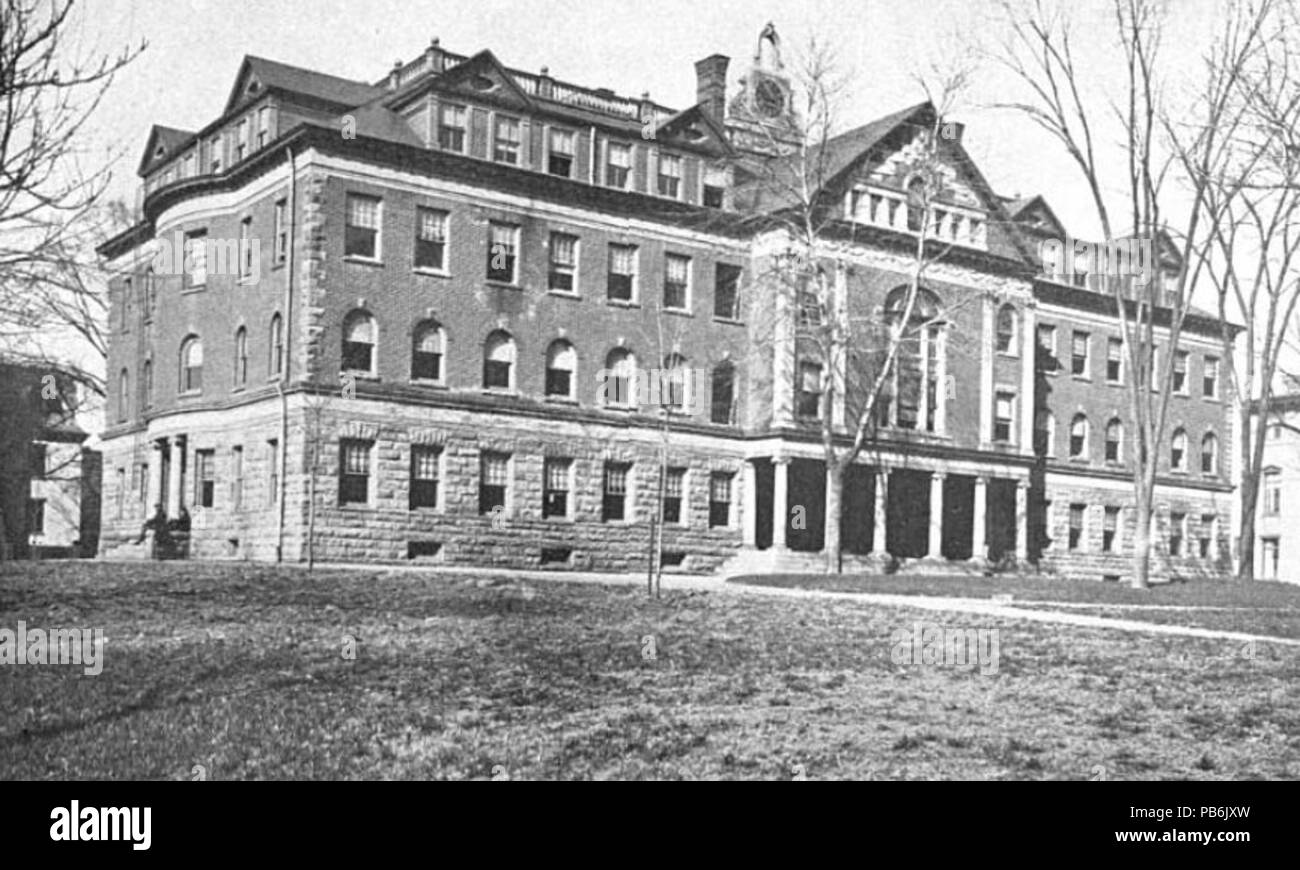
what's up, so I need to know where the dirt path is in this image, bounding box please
[312,562,1300,649]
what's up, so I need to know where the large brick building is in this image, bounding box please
[96,27,1235,580]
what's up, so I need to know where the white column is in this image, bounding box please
[146,439,165,511]
[972,476,988,561]
[772,457,790,551]
[1020,304,1037,454]
[742,461,757,547]
[871,469,888,555]
[979,297,994,446]
[772,285,794,427]
[167,436,185,515]
[929,472,945,558]
[1016,480,1029,559]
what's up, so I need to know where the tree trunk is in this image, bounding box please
[1238,484,1257,582]
[824,460,843,574]
[1131,487,1151,590]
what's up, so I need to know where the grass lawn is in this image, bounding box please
[2,561,1298,780]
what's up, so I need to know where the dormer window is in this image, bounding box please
[657,153,682,199]
[703,165,727,208]
[493,116,521,164]
[548,128,575,177]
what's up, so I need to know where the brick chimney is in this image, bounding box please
[695,54,729,120]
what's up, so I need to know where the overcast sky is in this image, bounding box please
[79,0,1226,238]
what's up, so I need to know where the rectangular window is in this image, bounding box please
[345,194,380,259]
[235,118,248,162]
[239,217,253,279]
[664,253,690,310]
[1068,503,1085,550]
[410,445,441,510]
[114,468,125,519]
[338,439,371,506]
[548,232,578,293]
[660,467,686,525]
[798,362,822,418]
[657,153,682,198]
[274,200,287,264]
[493,116,521,164]
[1263,537,1280,579]
[1203,356,1219,398]
[709,472,733,528]
[267,439,279,506]
[548,128,575,177]
[415,207,448,271]
[1169,512,1185,556]
[1199,515,1214,558]
[486,221,519,283]
[1037,324,1058,371]
[438,104,467,152]
[994,392,1015,443]
[1103,506,1119,552]
[479,452,510,514]
[121,278,133,331]
[1107,337,1123,383]
[231,446,244,510]
[1266,474,1281,515]
[608,244,637,301]
[714,263,741,320]
[208,137,222,174]
[607,142,631,189]
[27,498,45,535]
[543,457,572,519]
[257,106,271,148]
[1071,331,1090,377]
[703,165,726,208]
[195,449,215,508]
[603,462,631,522]
[1173,350,1189,394]
[185,230,207,287]
[412,327,442,382]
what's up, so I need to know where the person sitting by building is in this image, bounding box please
[169,506,191,533]
[135,503,175,559]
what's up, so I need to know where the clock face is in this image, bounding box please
[754,78,786,118]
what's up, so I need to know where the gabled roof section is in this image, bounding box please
[137,125,196,176]
[1002,194,1067,239]
[432,50,535,112]
[224,56,381,114]
[654,104,734,157]
[342,101,426,149]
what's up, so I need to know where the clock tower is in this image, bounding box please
[727,22,799,155]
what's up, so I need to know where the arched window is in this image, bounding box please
[142,360,153,409]
[117,368,129,423]
[603,347,636,407]
[1105,418,1123,463]
[234,326,248,387]
[545,339,576,398]
[662,353,689,412]
[342,310,376,374]
[412,320,444,382]
[884,285,943,431]
[1069,414,1089,459]
[996,304,1017,354]
[1201,432,1218,475]
[483,330,515,390]
[269,313,284,377]
[711,361,736,425]
[1171,428,1188,471]
[179,335,203,393]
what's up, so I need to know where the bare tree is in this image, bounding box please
[996,0,1270,588]
[0,1,143,395]
[744,37,979,573]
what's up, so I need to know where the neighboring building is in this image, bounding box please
[0,362,101,559]
[96,26,1236,580]
[1255,393,1300,582]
